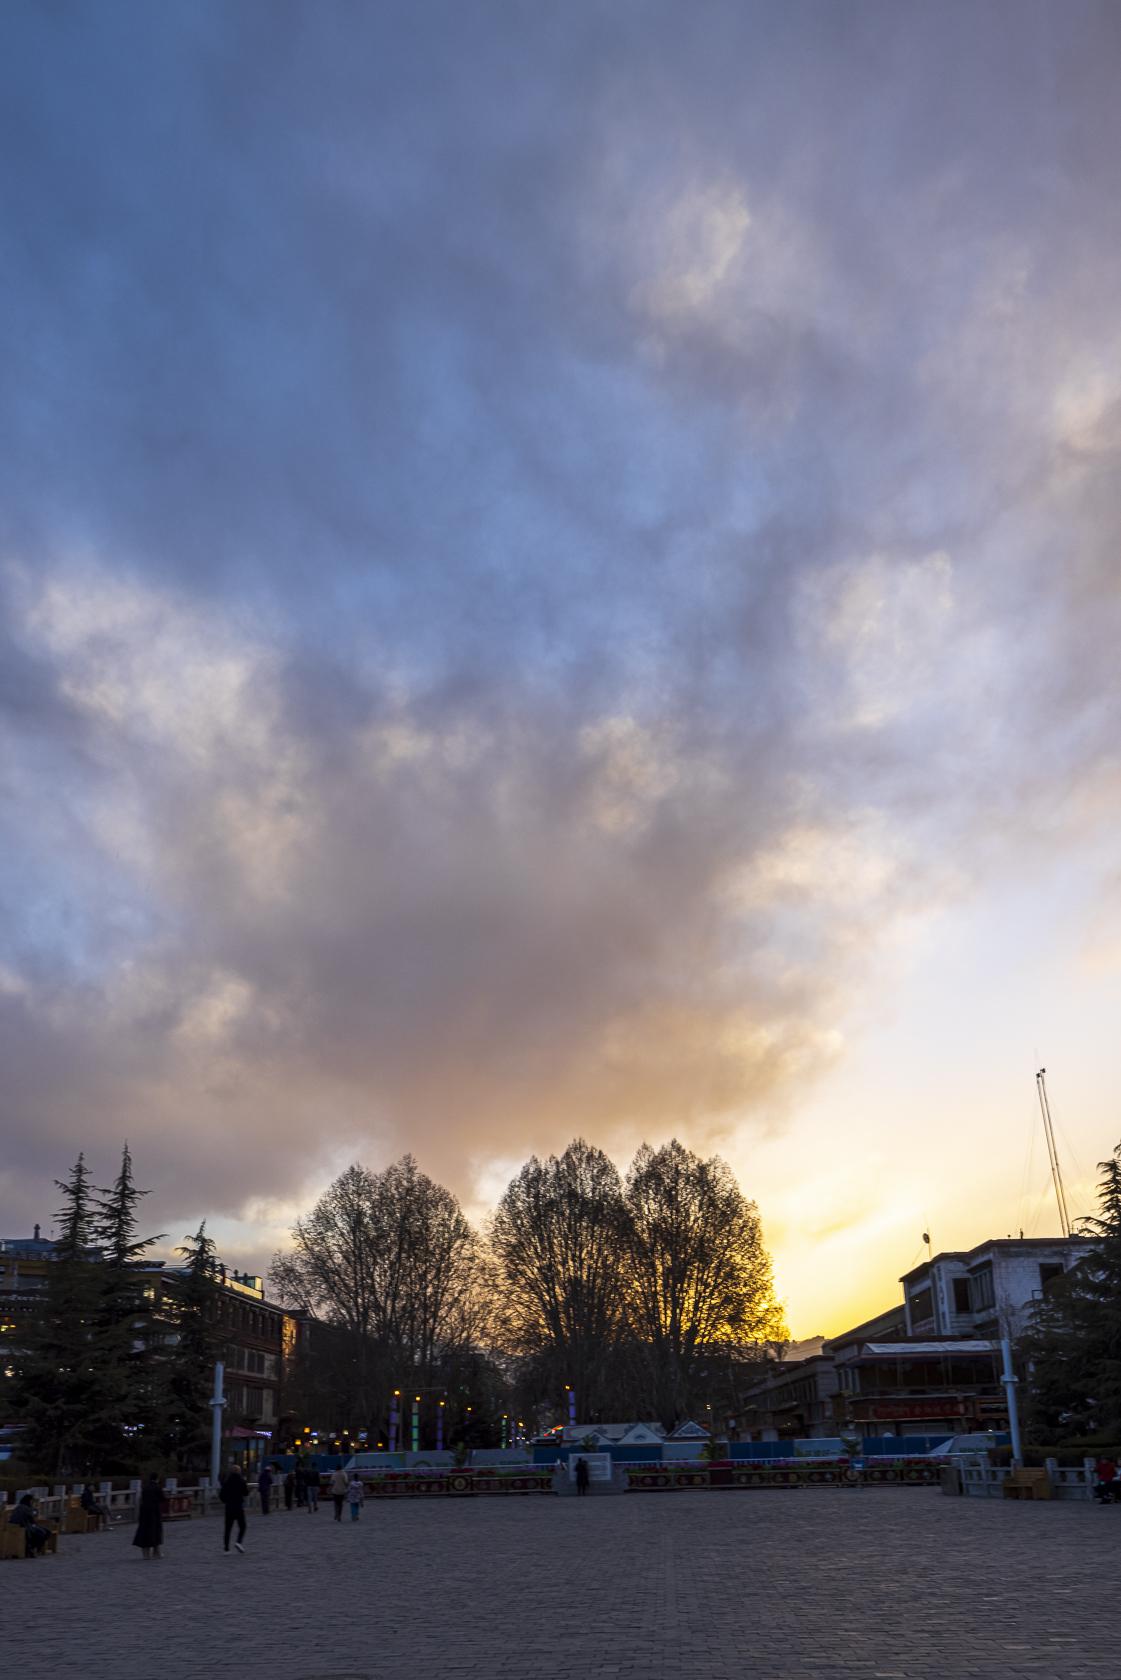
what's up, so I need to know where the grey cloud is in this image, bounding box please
[1,1,1120,1257]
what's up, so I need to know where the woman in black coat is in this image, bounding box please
[132,1473,165,1558]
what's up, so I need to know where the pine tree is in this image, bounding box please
[11,1156,121,1474]
[1024,1143,1121,1443]
[89,1144,165,1465]
[162,1222,222,1470]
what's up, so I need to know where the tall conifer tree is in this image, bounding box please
[1024,1143,1121,1442]
[89,1144,164,1462]
[12,1155,122,1473]
[162,1222,222,1469]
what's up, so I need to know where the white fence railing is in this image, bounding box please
[3,1478,293,1526]
[956,1453,1097,1501]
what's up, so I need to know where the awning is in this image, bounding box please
[859,1341,997,1358]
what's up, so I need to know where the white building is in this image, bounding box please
[901,1236,1093,1340]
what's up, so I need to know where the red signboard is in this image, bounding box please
[854,1399,968,1420]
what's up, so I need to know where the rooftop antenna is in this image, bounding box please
[1035,1068,1071,1239]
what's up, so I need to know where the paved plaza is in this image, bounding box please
[0,1487,1112,1680]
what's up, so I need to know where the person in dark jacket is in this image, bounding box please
[80,1483,110,1529]
[220,1460,249,1553]
[293,1465,307,1507]
[132,1473,165,1558]
[258,1463,273,1514]
[283,1469,295,1510]
[574,1457,590,1497]
[8,1494,51,1556]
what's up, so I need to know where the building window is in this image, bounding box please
[909,1286,934,1325]
[971,1267,995,1312]
[1039,1262,1064,1291]
[953,1278,972,1313]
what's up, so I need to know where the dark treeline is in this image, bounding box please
[273,1137,786,1439]
[14,1136,1121,1475]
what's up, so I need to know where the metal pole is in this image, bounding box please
[1036,1069,1072,1238]
[209,1361,226,1490]
[1000,1338,1023,1467]
[389,1390,399,1453]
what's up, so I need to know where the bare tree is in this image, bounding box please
[624,1139,784,1427]
[489,1139,630,1419]
[270,1156,482,1424]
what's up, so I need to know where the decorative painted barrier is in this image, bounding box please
[361,1468,555,1498]
[626,1458,941,1491]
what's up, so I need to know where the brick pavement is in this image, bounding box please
[0,1487,1112,1680]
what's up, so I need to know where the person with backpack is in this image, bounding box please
[220,1460,249,1553]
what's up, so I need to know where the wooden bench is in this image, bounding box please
[1003,1467,1053,1500]
[165,1492,195,1521]
[63,1497,101,1534]
[1,1521,60,1559]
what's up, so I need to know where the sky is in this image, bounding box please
[2,1,1120,1338]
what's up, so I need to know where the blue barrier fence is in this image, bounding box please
[530,1434,1007,1466]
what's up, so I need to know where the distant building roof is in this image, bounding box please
[858,1340,998,1358]
[0,1236,58,1257]
[900,1235,1094,1285]
[666,1420,710,1440]
[561,1421,665,1444]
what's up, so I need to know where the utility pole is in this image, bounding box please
[1035,1069,1072,1238]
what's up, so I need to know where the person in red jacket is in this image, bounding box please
[1094,1457,1116,1504]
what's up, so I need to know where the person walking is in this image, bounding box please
[293,1465,307,1508]
[283,1469,295,1511]
[132,1473,165,1559]
[574,1456,590,1497]
[258,1463,273,1515]
[220,1460,249,1553]
[306,1470,320,1513]
[329,1466,348,1521]
[347,1474,364,1521]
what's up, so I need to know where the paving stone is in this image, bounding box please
[0,1488,1113,1678]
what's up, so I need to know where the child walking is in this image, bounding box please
[347,1474,364,1521]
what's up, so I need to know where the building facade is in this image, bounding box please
[739,1236,1092,1440]
[900,1237,1093,1340]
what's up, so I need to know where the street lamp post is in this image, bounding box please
[209,1361,226,1489]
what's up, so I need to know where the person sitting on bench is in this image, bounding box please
[80,1484,110,1528]
[8,1495,51,1556]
